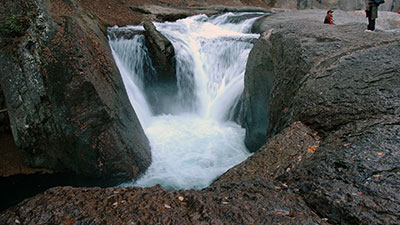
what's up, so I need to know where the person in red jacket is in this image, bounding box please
[324,10,335,24]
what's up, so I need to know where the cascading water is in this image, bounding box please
[109,12,265,190]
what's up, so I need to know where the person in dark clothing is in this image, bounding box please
[365,0,380,31]
[324,10,335,24]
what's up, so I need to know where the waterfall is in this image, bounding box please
[109,12,265,190]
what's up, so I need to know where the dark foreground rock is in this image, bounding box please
[0,180,328,224]
[0,0,151,184]
[240,12,400,224]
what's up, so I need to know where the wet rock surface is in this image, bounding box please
[0,0,151,184]
[241,36,274,152]
[241,12,400,224]
[280,124,400,224]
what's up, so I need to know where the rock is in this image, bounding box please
[280,123,400,224]
[253,9,400,34]
[0,87,10,133]
[278,34,400,224]
[271,0,400,11]
[194,5,271,13]
[143,21,176,84]
[0,180,328,224]
[143,21,178,114]
[0,0,151,184]
[380,0,400,11]
[214,121,321,185]
[107,27,144,41]
[241,11,400,224]
[130,5,217,22]
[272,0,364,10]
[241,36,275,152]
[130,5,271,22]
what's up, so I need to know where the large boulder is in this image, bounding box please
[241,11,400,224]
[0,0,151,184]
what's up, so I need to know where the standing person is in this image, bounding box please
[365,0,383,31]
[324,10,335,24]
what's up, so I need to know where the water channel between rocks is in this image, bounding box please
[108,12,267,190]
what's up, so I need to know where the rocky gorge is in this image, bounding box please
[1,0,400,224]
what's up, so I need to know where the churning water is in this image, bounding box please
[109,12,265,190]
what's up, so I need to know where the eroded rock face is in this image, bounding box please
[0,0,151,184]
[242,13,400,224]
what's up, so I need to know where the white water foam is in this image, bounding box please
[109,12,266,190]
[124,115,249,190]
